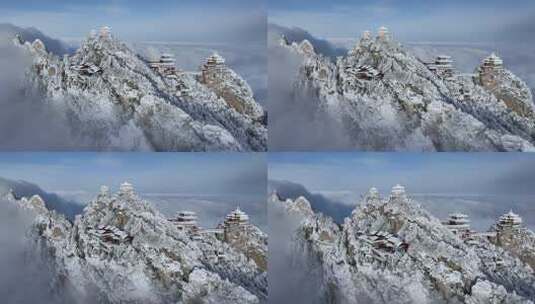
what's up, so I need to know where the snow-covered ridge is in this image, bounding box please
[270,185,535,303]
[279,26,535,151]
[3,182,267,303]
[13,26,266,151]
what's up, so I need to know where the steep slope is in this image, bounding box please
[279,29,535,151]
[269,186,535,303]
[13,27,266,151]
[2,184,267,303]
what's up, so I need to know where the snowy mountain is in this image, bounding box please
[0,23,71,55]
[269,186,535,303]
[11,26,266,151]
[0,176,83,220]
[1,183,267,303]
[275,26,535,151]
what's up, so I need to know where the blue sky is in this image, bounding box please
[0,0,266,43]
[0,152,266,196]
[269,0,535,43]
[269,152,535,196]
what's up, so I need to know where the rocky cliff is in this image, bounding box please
[269,186,535,303]
[3,184,267,303]
[13,27,266,151]
[279,29,535,151]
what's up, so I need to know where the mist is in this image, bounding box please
[0,200,97,303]
[268,200,328,304]
[0,26,92,150]
[268,24,353,150]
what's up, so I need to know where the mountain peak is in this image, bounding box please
[15,25,267,151]
[118,181,135,196]
[6,184,267,303]
[280,187,535,302]
[286,26,535,150]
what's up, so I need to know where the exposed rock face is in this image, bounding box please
[13,28,266,151]
[269,187,535,304]
[2,185,267,304]
[476,62,534,117]
[200,53,265,120]
[224,223,268,272]
[490,225,535,270]
[218,207,268,272]
[279,30,535,151]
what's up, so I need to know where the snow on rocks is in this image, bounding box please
[2,183,267,303]
[13,27,266,151]
[281,28,535,151]
[271,185,535,303]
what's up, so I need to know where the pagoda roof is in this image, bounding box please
[391,184,406,195]
[119,181,134,193]
[206,52,225,64]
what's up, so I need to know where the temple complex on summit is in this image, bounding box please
[200,52,227,85]
[148,53,177,77]
[477,52,505,88]
[169,211,200,234]
[166,206,253,243]
[497,210,523,231]
[119,181,134,195]
[362,30,372,40]
[426,55,455,78]
[390,184,406,199]
[222,206,251,241]
[377,26,391,40]
[480,53,504,73]
[99,26,111,38]
[350,65,381,80]
[443,213,473,240]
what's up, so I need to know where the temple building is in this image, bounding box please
[99,185,110,197]
[224,206,250,227]
[90,225,131,245]
[443,213,473,239]
[390,184,406,199]
[354,65,381,80]
[426,55,455,78]
[99,26,111,38]
[200,52,227,85]
[148,53,177,77]
[369,231,407,253]
[169,211,200,234]
[477,52,505,88]
[378,26,391,40]
[222,206,251,243]
[362,30,372,40]
[497,210,523,231]
[367,187,380,200]
[72,63,102,76]
[119,181,135,196]
[480,53,504,73]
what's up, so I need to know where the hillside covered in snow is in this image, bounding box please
[1,182,267,303]
[269,185,535,303]
[7,25,266,151]
[270,25,535,151]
